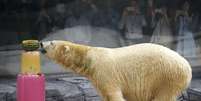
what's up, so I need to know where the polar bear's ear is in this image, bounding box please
[64,46,70,53]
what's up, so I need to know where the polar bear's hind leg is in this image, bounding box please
[151,84,182,101]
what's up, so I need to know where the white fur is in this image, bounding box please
[43,41,192,101]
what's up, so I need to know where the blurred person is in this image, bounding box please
[176,1,198,58]
[150,6,174,49]
[51,3,67,30]
[78,0,98,25]
[64,10,79,28]
[68,0,98,26]
[119,0,145,43]
[143,0,156,41]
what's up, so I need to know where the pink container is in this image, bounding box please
[17,74,45,101]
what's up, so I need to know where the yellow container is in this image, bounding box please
[21,51,41,74]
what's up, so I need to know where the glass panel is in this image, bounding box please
[0,0,200,76]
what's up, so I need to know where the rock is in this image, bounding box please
[77,82,94,89]
[83,88,99,97]
[0,75,199,101]
[46,81,83,100]
[0,93,6,101]
[63,95,85,101]
[0,84,16,93]
[6,91,16,101]
[57,76,101,100]
[0,84,16,101]
[46,89,63,101]
[85,96,101,101]
[58,76,100,98]
[58,77,89,84]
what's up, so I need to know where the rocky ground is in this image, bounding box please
[0,73,101,101]
[0,72,201,101]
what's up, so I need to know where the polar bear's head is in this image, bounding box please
[40,40,71,61]
[40,40,90,69]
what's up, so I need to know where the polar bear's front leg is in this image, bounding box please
[102,91,126,101]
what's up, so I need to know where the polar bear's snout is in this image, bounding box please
[39,41,60,59]
[39,41,54,54]
[39,42,47,54]
[40,42,44,48]
[40,48,47,54]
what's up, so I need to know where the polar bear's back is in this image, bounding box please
[104,43,192,100]
[113,43,191,82]
[114,43,191,71]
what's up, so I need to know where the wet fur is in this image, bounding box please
[42,40,192,101]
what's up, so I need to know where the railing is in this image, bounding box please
[178,88,201,101]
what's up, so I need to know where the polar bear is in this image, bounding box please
[40,40,192,101]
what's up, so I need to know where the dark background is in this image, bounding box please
[0,0,201,46]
